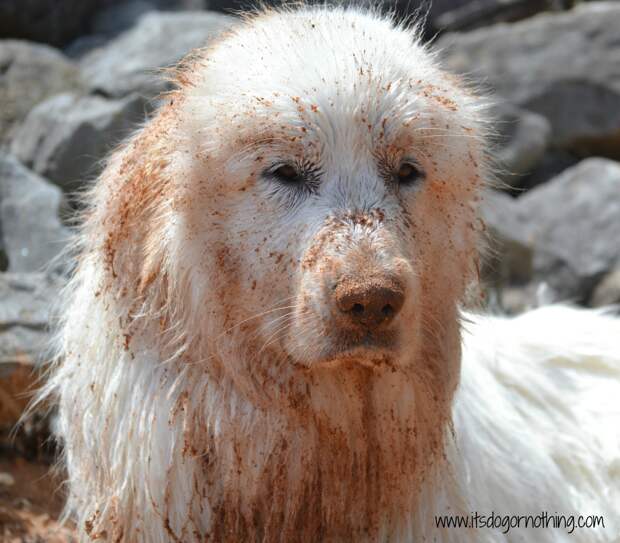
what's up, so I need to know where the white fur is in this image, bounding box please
[449,306,620,542]
[39,6,619,542]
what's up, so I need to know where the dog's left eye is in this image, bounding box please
[396,161,424,186]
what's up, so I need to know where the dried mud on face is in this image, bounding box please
[0,457,75,542]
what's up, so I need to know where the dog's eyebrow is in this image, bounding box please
[228,122,315,157]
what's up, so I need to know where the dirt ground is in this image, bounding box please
[0,457,75,543]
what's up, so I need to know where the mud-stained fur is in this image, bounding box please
[39,6,620,542]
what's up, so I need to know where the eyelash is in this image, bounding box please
[265,161,322,196]
[377,158,426,189]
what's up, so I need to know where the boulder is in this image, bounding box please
[491,104,551,187]
[434,0,569,32]
[79,10,235,98]
[517,149,580,192]
[494,282,557,316]
[515,158,620,301]
[0,272,63,441]
[63,34,112,60]
[10,92,147,193]
[0,154,70,273]
[92,0,160,37]
[0,272,61,367]
[590,268,620,308]
[0,0,102,47]
[439,3,620,158]
[479,189,533,286]
[65,1,159,58]
[0,40,83,142]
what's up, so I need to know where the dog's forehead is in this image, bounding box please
[192,8,462,124]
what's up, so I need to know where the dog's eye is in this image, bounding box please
[271,164,302,184]
[265,162,321,200]
[396,161,424,186]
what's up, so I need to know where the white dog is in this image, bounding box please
[41,5,619,542]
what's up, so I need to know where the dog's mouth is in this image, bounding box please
[299,330,400,371]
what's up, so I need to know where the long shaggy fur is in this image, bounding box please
[39,5,619,542]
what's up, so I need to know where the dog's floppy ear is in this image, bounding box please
[89,103,177,309]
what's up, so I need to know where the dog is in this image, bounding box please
[40,5,620,541]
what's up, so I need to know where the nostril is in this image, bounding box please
[352,303,365,315]
[381,304,394,318]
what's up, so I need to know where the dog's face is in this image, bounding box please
[174,9,486,387]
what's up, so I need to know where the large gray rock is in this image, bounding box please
[80,11,235,98]
[493,282,557,316]
[479,189,532,286]
[0,154,70,273]
[11,92,147,192]
[434,0,568,32]
[0,41,83,142]
[0,272,63,439]
[517,149,580,192]
[439,3,620,158]
[0,272,62,367]
[515,158,620,301]
[0,0,101,47]
[491,104,551,186]
[590,268,620,308]
[65,1,159,58]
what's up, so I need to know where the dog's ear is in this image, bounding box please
[91,104,176,308]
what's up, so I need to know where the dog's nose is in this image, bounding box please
[334,276,405,329]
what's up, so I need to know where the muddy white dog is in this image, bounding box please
[41,5,620,542]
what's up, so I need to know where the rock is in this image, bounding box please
[517,149,580,192]
[496,282,557,315]
[439,3,620,158]
[0,224,8,272]
[0,154,70,273]
[434,0,569,32]
[10,92,147,193]
[515,158,620,301]
[0,0,102,47]
[63,34,112,60]
[491,104,551,186]
[479,189,532,286]
[0,272,63,441]
[590,268,620,307]
[0,272,61,367]
[80,11,235,98]
[65,1,159,59]
[92,0,158,37]
[0,41,83,142]
[64,0,210,58]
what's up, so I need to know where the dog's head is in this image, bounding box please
[126,7,488,398]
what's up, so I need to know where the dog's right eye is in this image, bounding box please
[265,162,321,201]
[271,164,303,184]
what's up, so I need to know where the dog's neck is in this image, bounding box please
[184,355,455,541]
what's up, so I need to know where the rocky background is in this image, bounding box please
[1,0,619,538]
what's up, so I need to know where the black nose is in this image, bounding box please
[334,276,405,329]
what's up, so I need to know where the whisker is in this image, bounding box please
[214,298,298,341]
